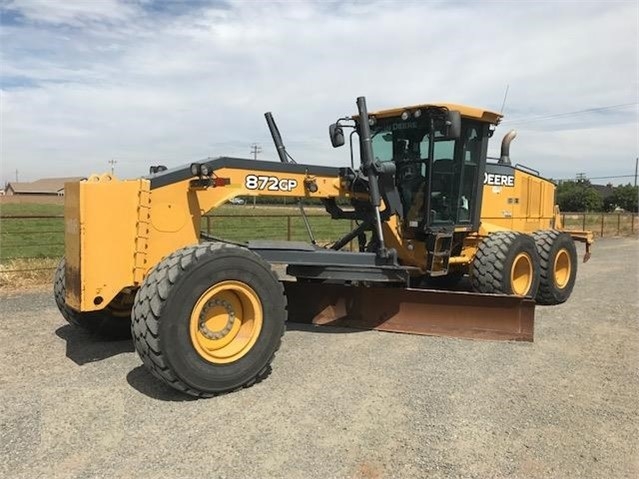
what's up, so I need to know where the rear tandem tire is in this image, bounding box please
[130,242,287,398]
[532,230,578,305]
[53,258,133,339]
[470,231,541,297]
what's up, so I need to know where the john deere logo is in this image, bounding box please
[484,173,515,187]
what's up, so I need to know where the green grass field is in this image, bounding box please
[201,207,354,245]
[0,203,65,260]
[0,203,65,216]
[0,203,354,261]
[0,202,636,262]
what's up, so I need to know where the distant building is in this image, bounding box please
[591,183,615,201]
[4,177,85,196]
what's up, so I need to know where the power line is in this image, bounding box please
[583,174,635,181]
[503,102,638,126]
[557,174,635,181]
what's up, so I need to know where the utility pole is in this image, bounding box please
[15,169,18,182]
[108,159,117,175]
[499,84,510,114]
[250,143,262,160]
[576,172,587,183]
[635,157,638,213]
[250,144,261,208]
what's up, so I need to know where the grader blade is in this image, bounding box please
[284,282,535,341]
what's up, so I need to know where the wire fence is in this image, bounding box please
[1,212,637,273]
[560,212,637,236]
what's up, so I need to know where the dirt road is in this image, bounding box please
[1,238,637,478]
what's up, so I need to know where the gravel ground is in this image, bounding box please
[1,237,638,479]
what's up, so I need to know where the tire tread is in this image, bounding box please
[470,231,540,296]
[532,229,577,305]
[131,242,286,398]
[54,258,132,338]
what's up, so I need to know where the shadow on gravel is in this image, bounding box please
[55,325,134,365]
[126,366,197,402]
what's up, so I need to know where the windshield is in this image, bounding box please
[370,119,452,165]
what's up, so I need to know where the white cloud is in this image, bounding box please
[0,0,637,183]
[3,0,137,26]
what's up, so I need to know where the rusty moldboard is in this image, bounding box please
[283,281,535,341]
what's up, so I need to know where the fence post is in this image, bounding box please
[287,216,292,241]
[617,214,621,236]
[206,215,211,235]
[632,214,635,234]
[562,213,565,228]
[582,213,586,231]
[600,213,604,237]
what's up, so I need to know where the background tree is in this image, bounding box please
[610,184,639,212]
[556,180,603,212]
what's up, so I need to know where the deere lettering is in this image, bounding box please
[392,121,418,131]
[484,173,515,187]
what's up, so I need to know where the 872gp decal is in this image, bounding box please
[245,175,298,192]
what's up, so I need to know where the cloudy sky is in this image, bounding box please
[1,0,637,184]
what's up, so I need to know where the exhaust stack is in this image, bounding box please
[499,129,517,165]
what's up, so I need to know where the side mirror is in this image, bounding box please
[329,123,345,148]
[446,110,461,139]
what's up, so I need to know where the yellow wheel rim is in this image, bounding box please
[553,248,571,289]
[510,252,533,296]
[189,280,263,364]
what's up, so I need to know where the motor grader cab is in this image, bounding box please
[348,104,484,233]
[54,96,592,398]
[326,102,495,278]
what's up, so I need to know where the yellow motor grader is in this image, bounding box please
[54,96,592,397]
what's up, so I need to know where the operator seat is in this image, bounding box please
[431,159,454,220]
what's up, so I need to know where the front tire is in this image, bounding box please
[470,232,540,297]
[53,258,133,339]
[131,243,286,398]
[532,230,578,305]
